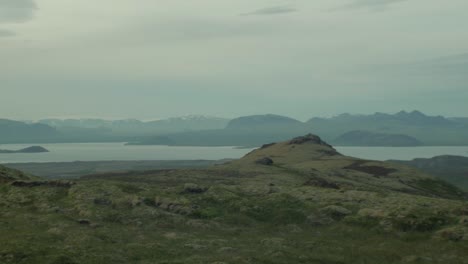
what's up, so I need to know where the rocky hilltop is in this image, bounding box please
[0,135,467,263]
[227,134,461,198]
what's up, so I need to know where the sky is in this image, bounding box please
[1,0,467,121]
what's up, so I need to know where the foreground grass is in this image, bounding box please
[1,174,467,264]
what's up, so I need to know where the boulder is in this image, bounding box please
[184,183,207,194]
[255,157,274,166]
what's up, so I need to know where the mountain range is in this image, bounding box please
[131,111,468,147]
[2,111,468,146]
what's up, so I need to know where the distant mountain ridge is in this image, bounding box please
[307,110,468,146]
[334,130,423,147]
[226,114,304,130]
[40,115,229,132]
[308,110,455,127]
[0,119,59,144]
[3,111,468,146]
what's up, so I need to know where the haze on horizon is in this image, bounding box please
[1,0,467,121]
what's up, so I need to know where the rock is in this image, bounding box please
[304,178,339,189]
[218,247,235,253]
[284,224,303,233]
[185,220,220,229]
[434,227,465,241]
[402,256,433,263]
[260,238,284,247]
[163,232,178,239]
[93,198,112,206]
[320,206,352,220]
[184,183,207,194]
[255,157,274,166]
[460,216,468,226]
[184,243,207,250]
[307,213,334,226]
[357,208,387,219]
[47,227,63,235]
[77,219,91,225]
[154,197,193,215]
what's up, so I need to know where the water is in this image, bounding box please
[336,146,468,161]
[1,143,467,164]
[0,143,255,164]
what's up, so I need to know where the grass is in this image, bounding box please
[1,174,467,264]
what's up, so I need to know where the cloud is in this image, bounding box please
[332,0,407,11]
[241,6,297,16]
[0,0,37,23]
[0,29,15,37]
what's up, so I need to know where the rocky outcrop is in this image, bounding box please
[288,134,332,147]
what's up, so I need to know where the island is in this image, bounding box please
[0,146,49,154]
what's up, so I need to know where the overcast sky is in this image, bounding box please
[1,0,467,121]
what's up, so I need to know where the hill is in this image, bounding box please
[227,134,462,198]
[0,165,35,183]
[1,134,467,263]
[334,130,423,146]
[391,155,468,190]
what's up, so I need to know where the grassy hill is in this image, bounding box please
[391,155,468,191]
[0,165,36,183]
[1,135,468,263]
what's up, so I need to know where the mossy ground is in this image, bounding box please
[1,169,467,264]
